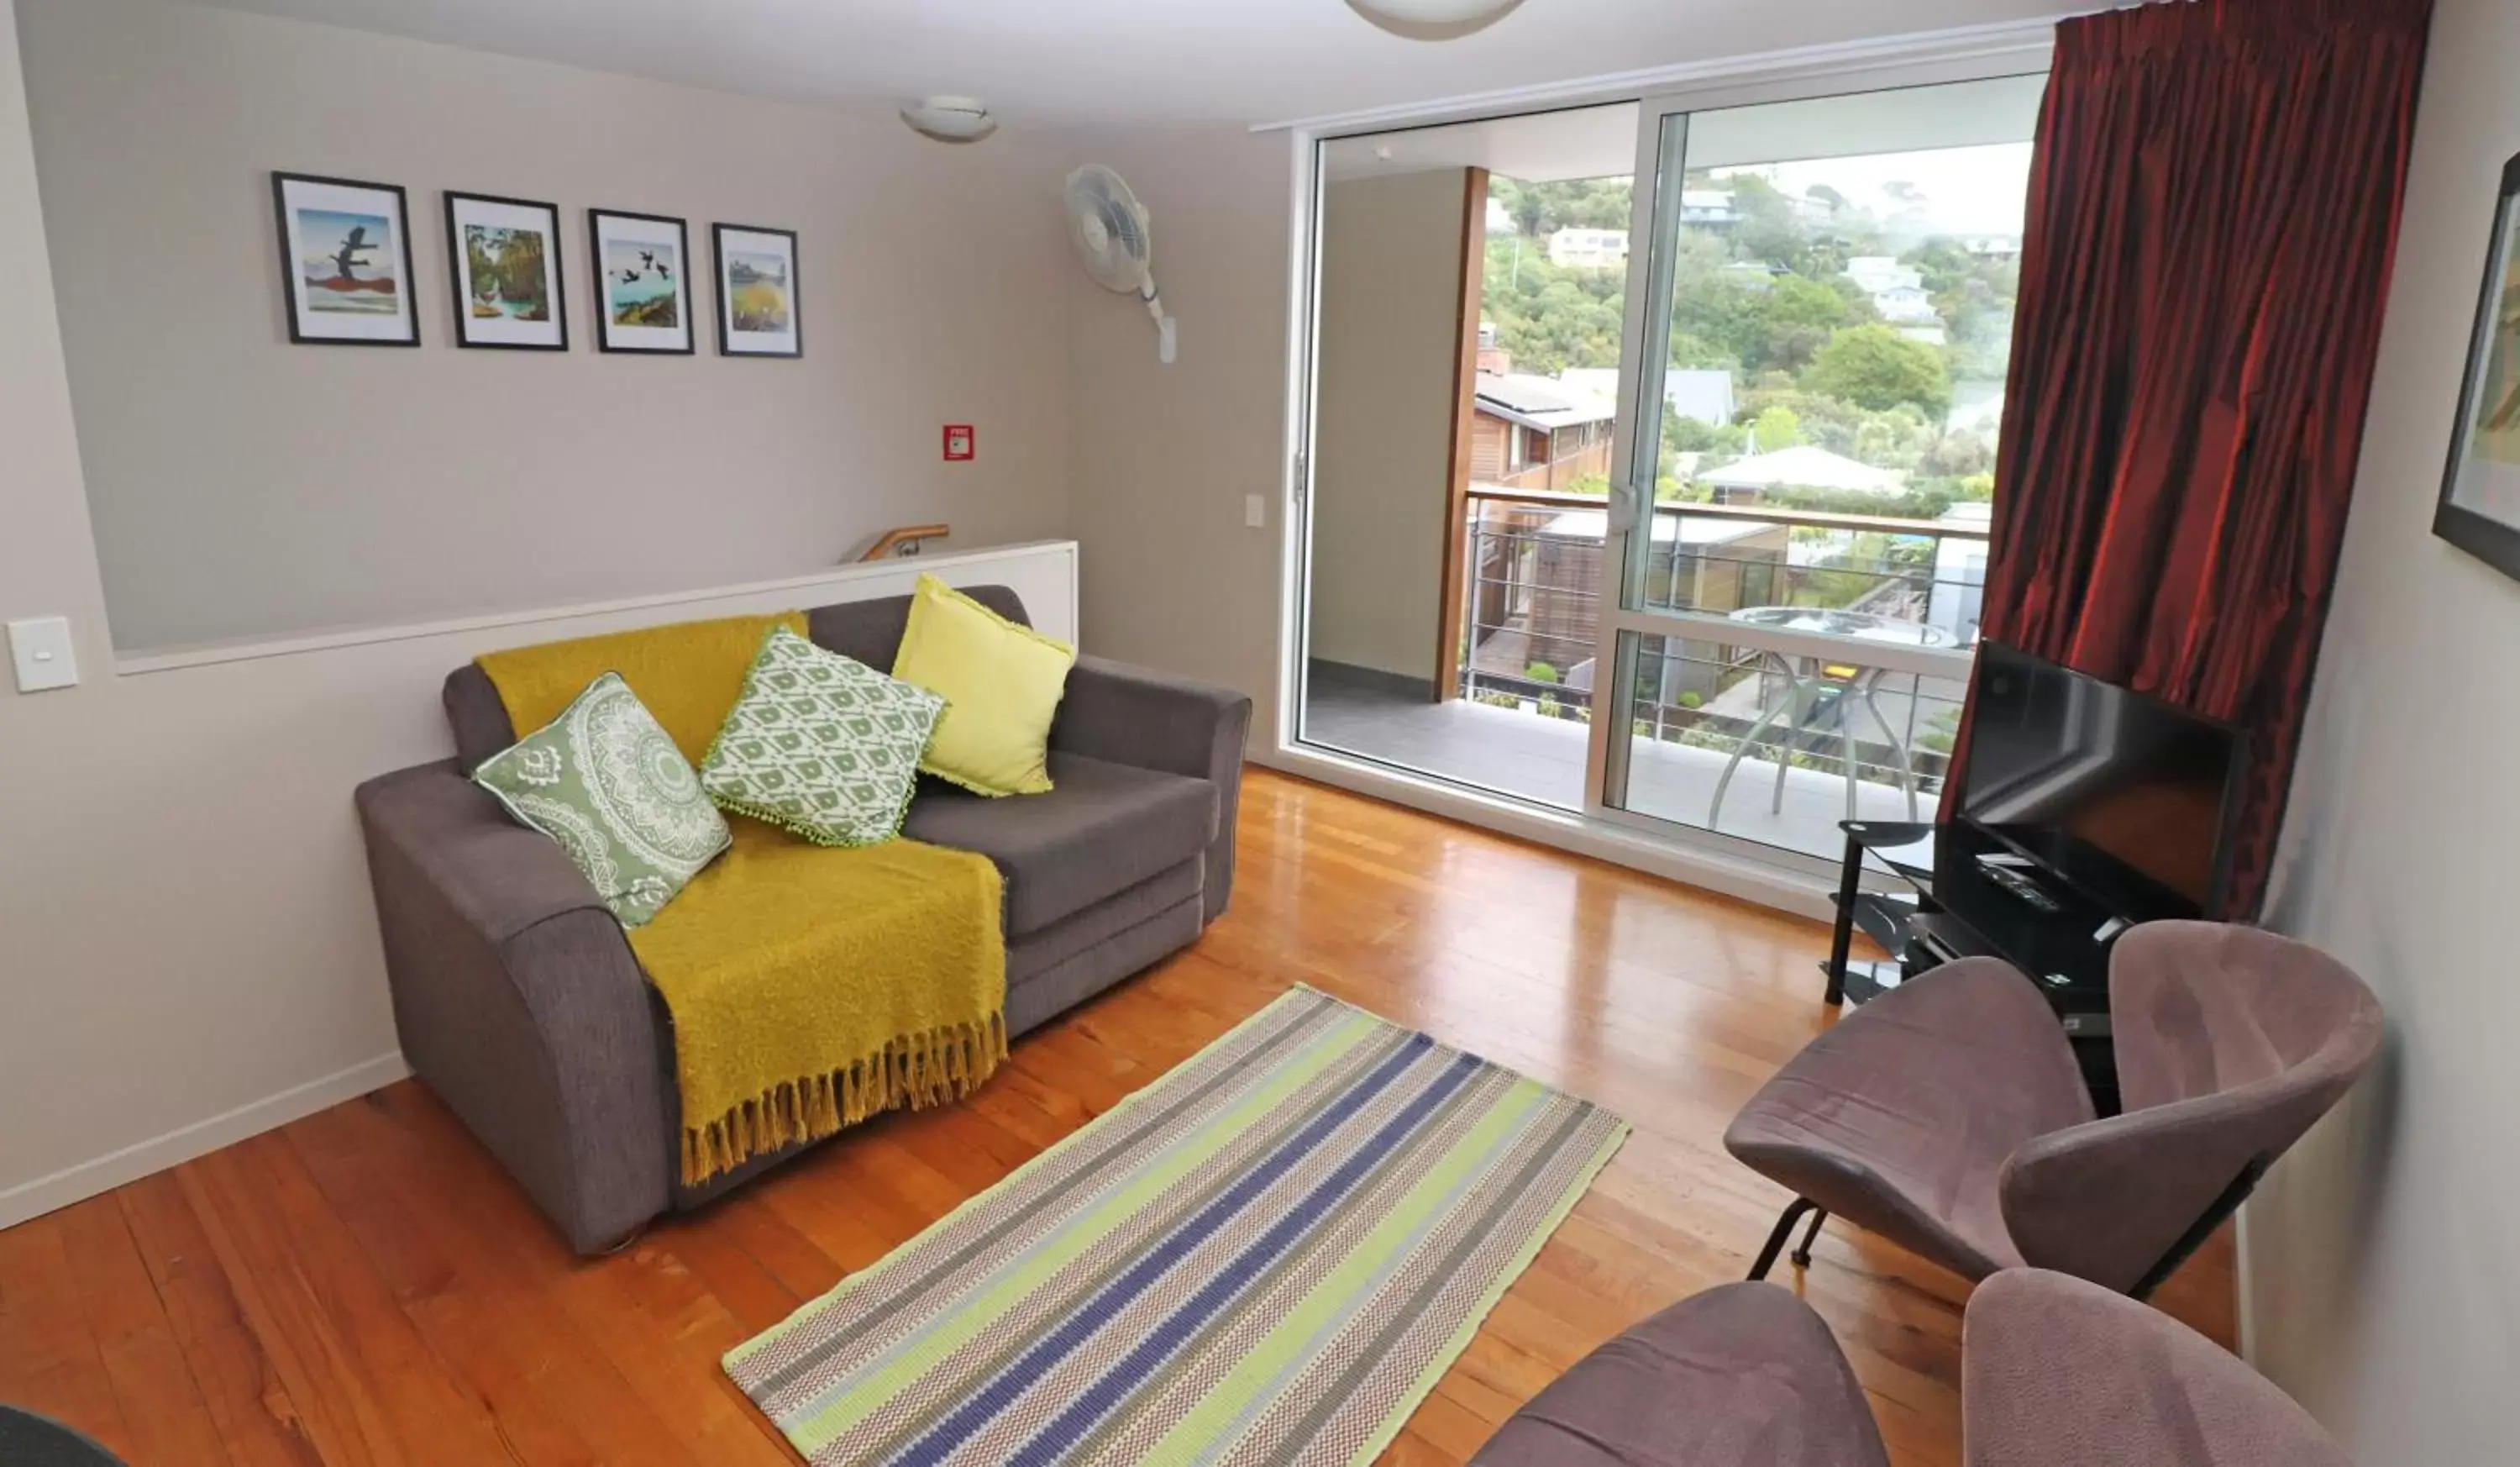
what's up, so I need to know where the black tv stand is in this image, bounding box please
[1822,818,2149,1114]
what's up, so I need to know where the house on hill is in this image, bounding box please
[1546,228,1630,270]
[1473,371,1616,491]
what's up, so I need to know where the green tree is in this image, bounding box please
[1751,404,1803,451]
[1727,173,1814,273]
[1803,324,1952,417]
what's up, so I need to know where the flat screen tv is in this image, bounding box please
[1958,643,2247,918]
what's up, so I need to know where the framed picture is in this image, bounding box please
[2437,150,2520,581]
[445,192,566,350]
[713,223,801,357]
[271,172,418,346]
[588,209,693,354]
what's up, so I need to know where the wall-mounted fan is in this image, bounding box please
[1066,166,1177,364]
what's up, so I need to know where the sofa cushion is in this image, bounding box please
[470,673,731,928]
[890,575,1074,797]
[699,627,943,847]
[904,753,1214,936]
[806,583,1029,667]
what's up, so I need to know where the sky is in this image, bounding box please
[1714,142,2036,238]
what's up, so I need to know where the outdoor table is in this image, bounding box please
[1706,606,1955,827]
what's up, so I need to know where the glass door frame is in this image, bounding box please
[1574,60,2042,872]
[1269,36,2053,886]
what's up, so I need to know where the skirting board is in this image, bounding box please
[0,1051,409,1231]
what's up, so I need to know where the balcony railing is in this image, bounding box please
[1457,485,1992,802]
[1488,439,1614,494]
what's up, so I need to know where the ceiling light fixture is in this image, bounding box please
[900,95,997,144]
[1346,0,1524,41]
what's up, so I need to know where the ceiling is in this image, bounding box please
[1321,104,1638,184]
[1318,69,2044,185]
[165,0,2072,129]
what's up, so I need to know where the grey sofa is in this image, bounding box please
[354,586,1251,1254]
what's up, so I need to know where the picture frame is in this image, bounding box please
[588,208,695,355]
[2435,150,2520,582]
[271,171,419,346]
[712,223,802,358]
[445,192,567,350]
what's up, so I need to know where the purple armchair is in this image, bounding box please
[1470,1268,2350,1467]
[1723,921,2381,1295]
[1964,1270,2349,1466]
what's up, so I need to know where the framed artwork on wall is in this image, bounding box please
[712,223,801,358]
[2436,150,2520,582]
[445,192,567,350]
[271,172,419,346]
[588,208,694,355]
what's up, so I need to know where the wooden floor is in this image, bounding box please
[0,767,2232,1466]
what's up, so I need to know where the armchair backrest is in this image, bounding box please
[1998,921,2382,1293]
[1964,1269,2351,1467]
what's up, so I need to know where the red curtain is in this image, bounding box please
[1957,0,2433,918]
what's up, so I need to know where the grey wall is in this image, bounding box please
[1309,170,1468,686]
[2247,0,2517,1453]
[16,0,1075,652]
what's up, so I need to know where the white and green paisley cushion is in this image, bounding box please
[698,626,946,847]
[471,672,732,928]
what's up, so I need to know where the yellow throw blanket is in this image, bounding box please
[477,612,806,764]
[476,613,1008,1186]
[629,819,1005,1184]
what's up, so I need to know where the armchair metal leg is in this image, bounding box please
[1791,1206,1829,1268]
[1748,1197,1819,1281]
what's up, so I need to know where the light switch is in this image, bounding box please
[1244,494,1267,529]
[8,616,78,693]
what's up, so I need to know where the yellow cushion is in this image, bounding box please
[890,575,1075,797]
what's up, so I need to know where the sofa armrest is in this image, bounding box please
[1051,655,1253,923]
[354,761,671,1252]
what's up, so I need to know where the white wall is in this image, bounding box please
[1308,170,1469,686]
[0,0,1083,1228]
[2247,0,2518,1453]
[1063,125,1294,738]
[17,0,1074,652]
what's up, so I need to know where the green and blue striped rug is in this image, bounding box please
[725,986,1629,1466]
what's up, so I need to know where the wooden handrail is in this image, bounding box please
[856,524,950,562]
[1462,485,1989,540]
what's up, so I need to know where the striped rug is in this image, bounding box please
[725,986,1629,1466]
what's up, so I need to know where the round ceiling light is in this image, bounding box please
[900,95,997,144]
[1346,0,1524,40]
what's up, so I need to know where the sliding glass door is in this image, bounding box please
[1285,66,2047,875]
[1585,75,2044,863]
[1294,103,1642,810]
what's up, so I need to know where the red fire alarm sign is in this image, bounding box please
[943,424,975,460]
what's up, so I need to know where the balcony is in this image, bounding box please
[1303,486,1990,861]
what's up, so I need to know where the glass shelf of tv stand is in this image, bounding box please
[1824,819,1940,1007]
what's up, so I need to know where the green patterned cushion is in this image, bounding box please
[472,672,732,928]
[699,626,946,847]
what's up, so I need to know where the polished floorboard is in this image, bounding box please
[0,767,2232,1466]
